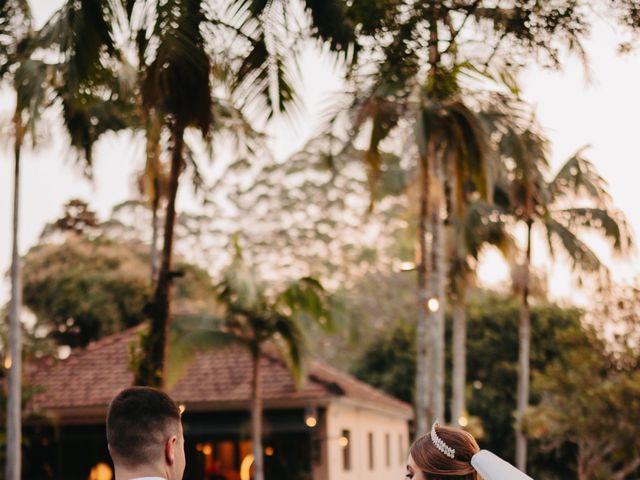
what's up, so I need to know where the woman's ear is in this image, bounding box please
[165,435,178,466]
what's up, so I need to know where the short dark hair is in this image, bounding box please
[107,387,181,467]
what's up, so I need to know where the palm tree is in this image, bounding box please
[129,0,356,387]
[497,128,634,471]
[448,200,514,427]
[0,3,53,478]
[340,0,588,434]
[169,242,334,480]
[353,63,491,433]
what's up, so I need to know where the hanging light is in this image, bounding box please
[305,406,318,428]
[427,298,440,312]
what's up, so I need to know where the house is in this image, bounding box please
[24,327,413,480]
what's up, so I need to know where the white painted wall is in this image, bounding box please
[324,402,410,480]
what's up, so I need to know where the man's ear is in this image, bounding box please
[165,436,178,466]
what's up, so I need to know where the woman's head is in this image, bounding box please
[406,423,480,480]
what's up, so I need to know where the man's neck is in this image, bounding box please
[114,465,168,480]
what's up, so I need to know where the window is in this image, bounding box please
[341,430,351,471]
[385,433,391,468]
[368,432,374,470]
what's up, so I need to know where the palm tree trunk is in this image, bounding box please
[252,350,264,480]
[142,123,185,387]
[415,157,430,436]
[428,146,446,425]
[451,296,466,426]
[425,6,445,426]
[6,113,24,480]
[150,193,159,282]
[146,110,161,283]
[516,219,533,471]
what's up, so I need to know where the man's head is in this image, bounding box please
[106,387,185,480]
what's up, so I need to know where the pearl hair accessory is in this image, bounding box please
[431,421,456,459]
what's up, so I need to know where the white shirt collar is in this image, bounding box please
[130,477,166,480]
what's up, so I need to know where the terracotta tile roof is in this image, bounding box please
[26,326,412,419]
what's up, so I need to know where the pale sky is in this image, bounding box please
[1,2,639,306]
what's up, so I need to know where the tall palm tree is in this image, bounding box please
[169,242,334,480]
[448,200,514,427]
[497,128,634,471]
[341,0,587,434]
[353,64,491,433]
[129,0,356,387]
[0,3,52,478]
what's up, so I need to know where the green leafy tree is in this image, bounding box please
[351,291,587,478]
[169,243,334,480]
[527,325,640,480]
[21,237,151,349]
[21,200,217,350]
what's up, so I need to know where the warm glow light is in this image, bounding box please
[473,380,483,390]
[196,443,203,452]
[4,354,11,369]
[265,446,274,456]
[338,436,349,447]
[88,462,112,480]
[178,404,186,414]
[202,444,213,456]
[427,298,440,312]
[240,454,255,480]
[458,416,469,427]
[399,261,415,271]
[305,416,317,428]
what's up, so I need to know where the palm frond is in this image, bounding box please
[301,0,356,54]
[556,207,634,255]
[13,59,53,144]
[545,217,604,273]
[167,314,241,387]
[549,149,611,206]
[278,277,333,332]
[271,314,306,385]
[143,0,211,135]
[34,0,117,87]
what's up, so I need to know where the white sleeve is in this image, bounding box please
[470,450,535,480]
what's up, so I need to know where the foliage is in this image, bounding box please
[21,236,151,349]
[20,220,218,351]
[496,138,634,281]
[350,320,415,405]
[350,291,587,478]
[164,243,336,480]
[218,137,410,287]
[527,324,640,480]
[168,242,336,384]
